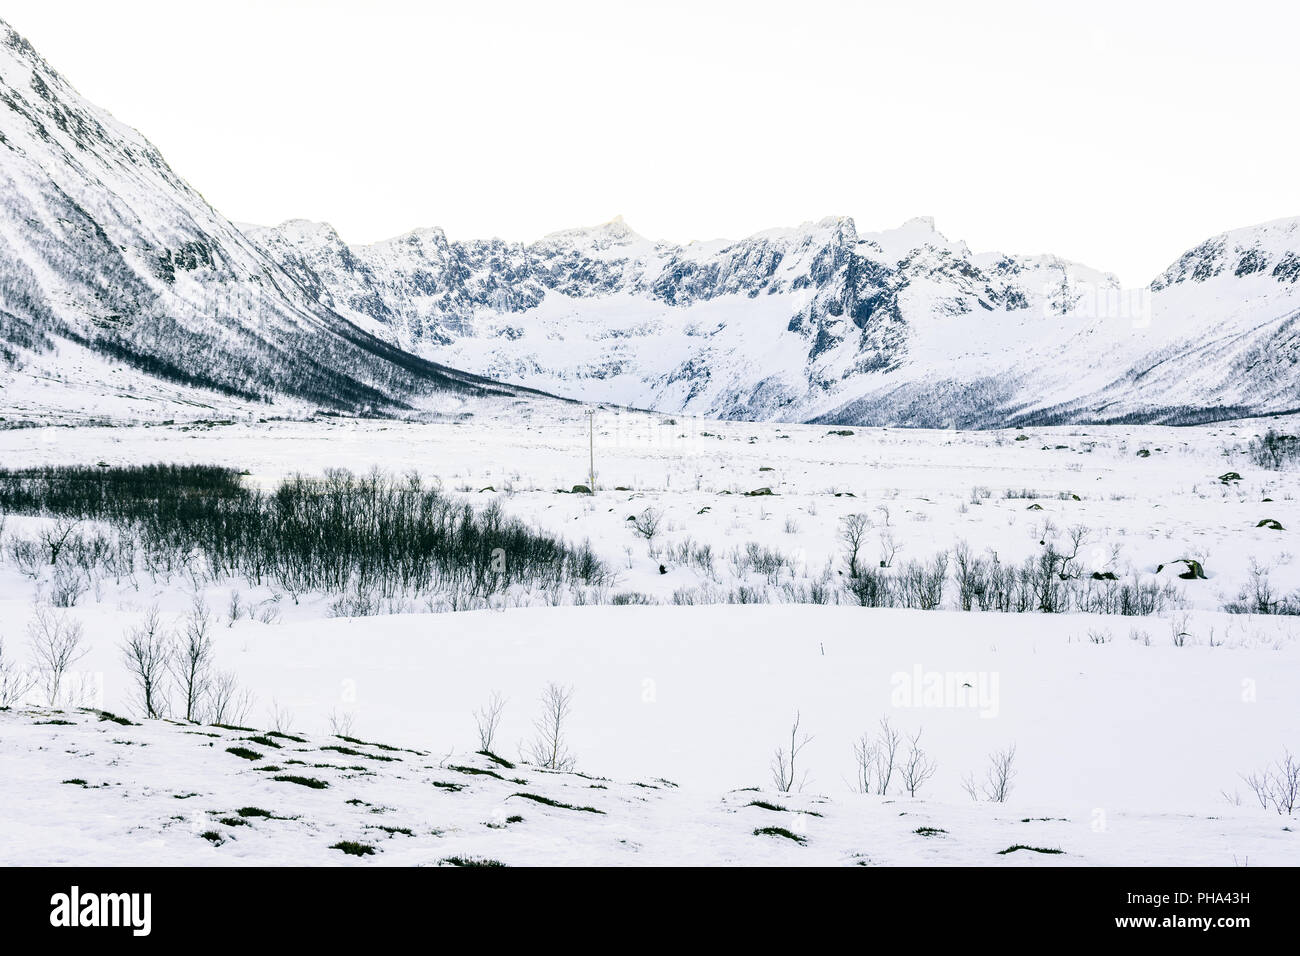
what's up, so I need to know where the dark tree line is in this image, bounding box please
[0,464,609,604]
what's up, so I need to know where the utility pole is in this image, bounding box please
[585,406,596,492]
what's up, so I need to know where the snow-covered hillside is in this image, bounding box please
[2,16,1296,429]
[0,18,523,419]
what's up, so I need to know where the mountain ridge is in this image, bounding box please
[2,16,1297,428]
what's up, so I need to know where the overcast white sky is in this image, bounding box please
[6,0,1298,284]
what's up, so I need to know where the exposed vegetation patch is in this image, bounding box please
[322,744,399,762]
[753,826,806,845]
[330,841,375,857]
[476,750,515,768]
[509,792,604,814]
[274,774,330,789]
[225,746,263,761]
[440,856,506,867]
[366,824,413,837]
[447,765,504,779]
[997,844,1064,855]
[336,734,410,753]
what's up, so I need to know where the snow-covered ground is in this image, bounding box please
[1,399,1298,864]
[2,706,1291,866]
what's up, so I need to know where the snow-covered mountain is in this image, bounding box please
[0,18,520,419]
[248,212,1300,427]
[1,17,1296,427]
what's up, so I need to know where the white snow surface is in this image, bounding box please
[1,401,1298,864]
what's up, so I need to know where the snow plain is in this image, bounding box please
[0,397,1297,865]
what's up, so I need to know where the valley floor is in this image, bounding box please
[0,399,1297,864]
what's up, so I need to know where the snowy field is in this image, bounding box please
[0,398,1298,865]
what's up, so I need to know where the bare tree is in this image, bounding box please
[851,732,877,794]
[771,710,813,793]
[901,728,938,797]
[840,514,871,578]
[0,635,37,707]
[38,519,81,566]
[208,670,255,727]
[120,606,172,718]
[169,597,213,722]
[27,606,88,707]
[525,682,576,770]
[878,530,900,568]
[474,690,507,753]
[963,743,1018,802]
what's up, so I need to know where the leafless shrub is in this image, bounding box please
[207,670,255,726]
[27,605,87,707]
[631,508,663,542]
[328,706,356,738]
[771,710,813,793]
[524,682,576,771]
[901,728,938,797]
[851,716,901,795]
[1240,749,1300,815]
[898,554,948,609]
[267,697,296,735]
[474,690,507,753]
[962,743,1017,803]
[0,635,36,706]
[227,590,244,626]
[120,606,172,718]
[49,566,86,607]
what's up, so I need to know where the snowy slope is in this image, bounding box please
[1,16,1296,427]
[2,707,1292,866]
[0,19,523,417]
